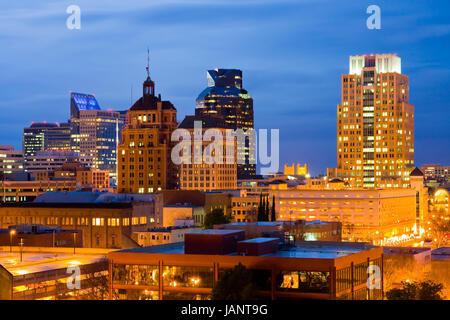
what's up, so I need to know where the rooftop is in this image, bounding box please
[0,252,106,276]
[383,246,431,255]
[118,240,376,260]
[431,247,450,260]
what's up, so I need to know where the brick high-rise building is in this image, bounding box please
[337,54,414,188]
[117,68,178,193]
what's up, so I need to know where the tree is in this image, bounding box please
[428,213,450,248]
[212,263,258,300]
[203,208,229,229]
[257,193,264,222]
[271,195,276,222]
[264,196,270,221]
[386,280,444,300]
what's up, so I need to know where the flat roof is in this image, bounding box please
[0,252,106,276]
[431,247,450,260]
[187,229,243,235]
[239,237,279,244]
[117,241,376,260]
[383,247,431,255]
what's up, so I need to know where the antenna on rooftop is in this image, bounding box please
[146,48,150,78]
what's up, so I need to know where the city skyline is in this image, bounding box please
[1,1,449,176]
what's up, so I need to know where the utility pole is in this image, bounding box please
[19,237,24,262]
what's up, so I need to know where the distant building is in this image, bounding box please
[0,179,77,203]
[22,122,58,159]
[161,190,232,226]
[284,164,308,176]
[0,145,24,176]
[69,92,124,178]
[421,164,450,182]
[108,232,383,300]
[195,69,255,179]
[25,150,92,173]
[178,115,237,192]
[214,220,342,242]
[133,225,201,247]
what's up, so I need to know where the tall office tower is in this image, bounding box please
[45,122,72,151]
[22,122,59,159]
[0,146,24,177]
[117,68,178,193]
[195,69,255,179]
[337,54,414,188]
[69,92,124,173]
[178,115,237,192]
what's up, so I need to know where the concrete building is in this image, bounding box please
[177,115,237,192]
[335,54,414,188]
[25,150,92,174]
[108,230,383,300]
[0,191,163,249]
[214,220,342,242]
[421,164,450,182]
[133,225,201,247]
[0,179,77,203]
[0,145,24,176]
[271,183,418,245]
[0,249,107,300]
[0,225,83,248]
[161,190,232,226]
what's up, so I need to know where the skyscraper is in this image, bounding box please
[69,92,124,174]
[195,69,255,179]
[117,67,178,193]
[23,122,59,159]
[336,54,414,188]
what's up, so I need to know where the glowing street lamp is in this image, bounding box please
[9,229,16,253]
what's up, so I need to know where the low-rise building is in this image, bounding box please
[214,220,342,242]
[0,249,108,300]
[0,225,83,248]
[133,225,201,247]
[0,191,163,249]
[271,184,419,245]
[108,230,383,300]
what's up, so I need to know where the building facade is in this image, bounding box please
[271,184,418,245]
[336,54,414,188]
[195,69,255,179]
[108,232,383,300]
[0,145,24,177]
[177,115,237,192]
[0,192,163,248]
[69,92,124,175]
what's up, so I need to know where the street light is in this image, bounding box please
[72,232,77,255]
[9,229,16,253]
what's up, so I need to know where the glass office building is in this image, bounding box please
[195,69,255,179]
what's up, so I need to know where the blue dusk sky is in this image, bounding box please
[0,0,449,175]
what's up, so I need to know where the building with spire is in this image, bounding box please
[195,69,255,179]
[117,56,178,193]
